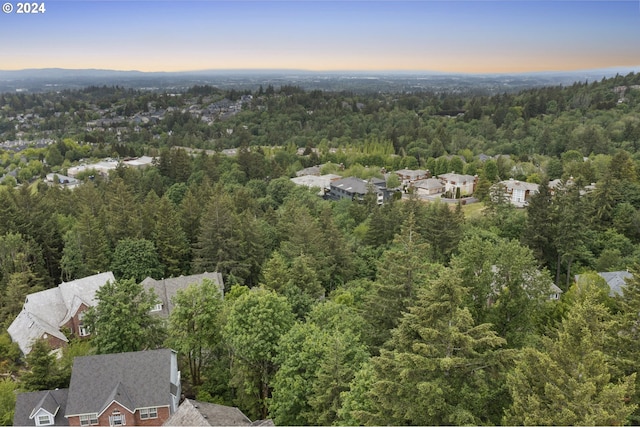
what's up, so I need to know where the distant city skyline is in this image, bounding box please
[1,1,639,74]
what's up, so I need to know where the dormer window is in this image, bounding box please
[36,414,53,426]
[151,303,163,312]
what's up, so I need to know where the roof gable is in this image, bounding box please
[14,389,69,426]
[8,311,69,354]
[165,399,254,426]
[29,391,62,419]
[8,272,115,354]
[99,382,135,415]
[65,349,175,417]
[142,273,224,318]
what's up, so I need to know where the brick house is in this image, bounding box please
[14,349,181,426]
[7,272,115,355]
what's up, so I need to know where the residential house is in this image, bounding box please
[66,349,180,426]
[141,273,224,319]
[489,265,562,303]
[290,174,342,196]
[163,399,274,426]
[14,389,70,426]
[13,349,180,427]
[549,178,596,196]
[8,272,116,355]
[438,172,478,197]
[66,157,154,179]
[327,176,391,204]
[549,283,563,300]
[411,178,446,196]
[394,169,429,187]
[575,270,632,297]
[494,179,540,207]
[295,165,322,177]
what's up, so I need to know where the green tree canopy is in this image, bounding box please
[110,238,163,282]
[504,296,636,425]
[167,278,224,387]
[223,288,295,420]
[85,278,165,354]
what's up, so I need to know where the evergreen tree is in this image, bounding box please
[60,208,110,280]
[363,267,509,425]
[193,190,249,280]
[553,181,591,287]
[522,178,556,269]
[103,178,142,244]
[420,201,464,264]
[364,212,440,351]
[0,378,17,426]
[110,238,163,282]
[21,339,65,391]
[504,296,636,425]
[614,267,640,423]
[154,196,190,277]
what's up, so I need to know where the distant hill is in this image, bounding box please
[0,67,638,94]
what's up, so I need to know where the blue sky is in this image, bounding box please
[1,1,639,73]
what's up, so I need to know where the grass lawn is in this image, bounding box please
[461,201,486,219]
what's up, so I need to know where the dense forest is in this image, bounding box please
[2,72,640,425]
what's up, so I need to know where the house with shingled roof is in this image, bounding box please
[66,348,180,426]
[14,348,180,426]
[141,272,224,319]
[7,272,115,355]
[438,172,478,197]
[14,389,70,426]
[574,270,633,297]
[164,399,273,426]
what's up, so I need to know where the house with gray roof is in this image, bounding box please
[7,271,115,355]
[575,270,633,297]
[438,172,478,197]
[327,176,391,204]
[394,169,429,186]
[494,179,540,207]
[412,178,446,196]
[164,399,274,426]
[290,174,342,196]
[65,348,180,426]
[295,165,322,177]
[14,389,69,426]
[141,272,224,319]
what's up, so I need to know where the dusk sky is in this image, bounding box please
[1,1,639,73]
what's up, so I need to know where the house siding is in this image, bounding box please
[67,402,170,427]
[134,407,170,426]
[42,333,67,351]
[61,304,90,338]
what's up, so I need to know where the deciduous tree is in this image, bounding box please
[85,278,165,354]
[167,278,224,387]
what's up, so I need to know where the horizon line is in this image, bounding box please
[2,65,640,76]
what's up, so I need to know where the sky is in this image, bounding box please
[1,0,639,74]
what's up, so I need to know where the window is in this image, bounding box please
[36,414,53,426]
[110,410,125,426]
[139,407,158,420]
[79,325,89,336]
[79,414,98,426]
[151,303,163,312]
